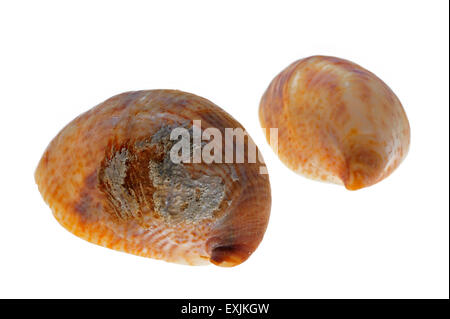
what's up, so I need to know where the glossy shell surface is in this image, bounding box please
[259,56,410,190]
[35,90,271,266]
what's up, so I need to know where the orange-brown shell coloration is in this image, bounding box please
[35,90,271,267]
[259,56,410,190]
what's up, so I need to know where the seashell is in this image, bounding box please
[35,90,271,266]
[259,56,410,190]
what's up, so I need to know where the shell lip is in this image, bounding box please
[209,244,252,267]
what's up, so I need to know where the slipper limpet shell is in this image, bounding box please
[35,90,271,266]
[259,56,410,190]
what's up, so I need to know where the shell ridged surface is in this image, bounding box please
[35,90,271,266]
[259,56,410,190]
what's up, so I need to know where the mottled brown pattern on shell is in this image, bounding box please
[259,56,410,190]
[35,90,271,266]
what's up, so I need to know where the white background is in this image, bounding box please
[0,0,448,299]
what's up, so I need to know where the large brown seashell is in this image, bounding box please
[259,56,410,190]
[35,90,271,267]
